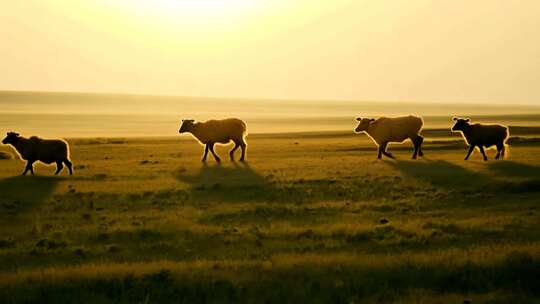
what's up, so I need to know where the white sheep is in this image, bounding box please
[178,118,248,162]
[2,132,73,175]
[354,115,424,159]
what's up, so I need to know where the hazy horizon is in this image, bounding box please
[1,91,540,137]
[2,90,540,116]
[2,89,540,107]
[2,1,539,104]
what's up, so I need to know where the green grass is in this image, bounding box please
[0,130,539,303]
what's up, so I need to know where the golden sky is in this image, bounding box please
[1,0,539,104]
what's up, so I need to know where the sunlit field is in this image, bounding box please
[3,0,540,302]
[1,124,539,303]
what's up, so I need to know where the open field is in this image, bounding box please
[1,128,540,303]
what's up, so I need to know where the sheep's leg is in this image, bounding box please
[383,151,395,159]
[22,165,30,176]
[239,142,247,162]
[411,137,418,159]
[23,160,35,176]
[209,144,221,162]
[495,144,505,159]
[377,145,383,159]
[411,136,423,159]
[202,144,209,162]
[417,135,424,157]
[464,145,475,160]
[381,142,394,159]
[479,146,488,161]
[229,142,240,161]
[64,160,73,175]
[55,161,64,175]
[500,145,506,158]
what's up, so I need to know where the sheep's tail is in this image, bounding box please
[503,142,510,159]
[241,120,248,138]
[503,127,510,159]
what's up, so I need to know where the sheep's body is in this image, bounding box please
[188,119,247,144]
[366,116,424,144]
[451,118,508,161]
[179,118,248,162]
[2,132,73,175]
[355,115,424,159]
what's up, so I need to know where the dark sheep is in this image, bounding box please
[2,132,73,175]
[451,118,509,161]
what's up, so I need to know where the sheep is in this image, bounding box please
[451,118,508,161]
[178,118,248,162]
[354,115,424,159]
[1,132,73,175]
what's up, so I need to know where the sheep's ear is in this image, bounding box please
[370,119,375,122]
[465,119,470,122]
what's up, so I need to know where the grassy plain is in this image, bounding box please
[0,127,539,303]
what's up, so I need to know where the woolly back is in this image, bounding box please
[29,136,44,143]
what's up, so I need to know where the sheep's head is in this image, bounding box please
[451,117,471,132]
[179,119,195,133]
[355,117,375,133]
[2,132,20,145]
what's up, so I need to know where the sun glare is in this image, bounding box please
[116,0,264,27]
[133,0,252,11]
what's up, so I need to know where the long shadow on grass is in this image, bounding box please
[485,161,540,193]
[388,160,493,190]
[176,163,277,203]
[389,159,540,195]
[176,163,373,205]
[487,161,540,179]
[0,176,59,226]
